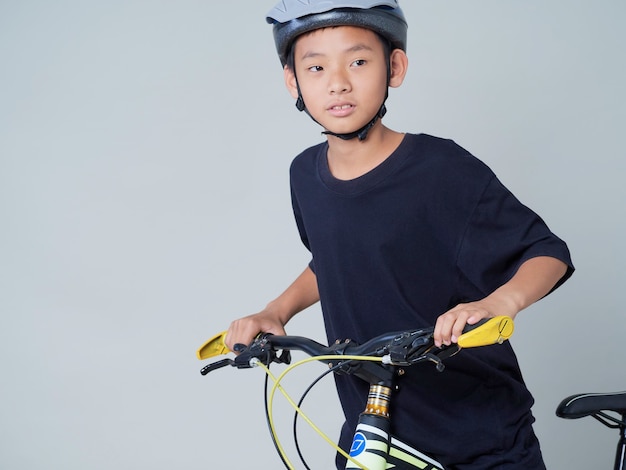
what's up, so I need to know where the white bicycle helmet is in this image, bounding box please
[266,0,408,66]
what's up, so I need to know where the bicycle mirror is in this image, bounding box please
[196,331,230,360]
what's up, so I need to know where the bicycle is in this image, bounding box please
[556,390,626,470]
[196,316,514,469]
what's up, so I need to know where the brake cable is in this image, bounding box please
[293,361,346,470]
[255,355,384,469]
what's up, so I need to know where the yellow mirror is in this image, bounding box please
[457,316,514,348]
[196,331,230,360]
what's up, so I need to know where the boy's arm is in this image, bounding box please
[433,256,568,348]
[224,266,319,351]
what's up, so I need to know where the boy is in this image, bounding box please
[225,1,574,468]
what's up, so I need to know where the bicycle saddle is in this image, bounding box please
[557,391,626,419]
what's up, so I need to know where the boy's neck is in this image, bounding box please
[325,124,404,181]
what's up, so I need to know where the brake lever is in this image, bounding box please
[200,358,236,375]
[199,332,294,376]
[231,333,294,369]
[383,328,434,365]
[275,349,291,365]
[382,328,463,372]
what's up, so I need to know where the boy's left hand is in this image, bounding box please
[433,301,500,348]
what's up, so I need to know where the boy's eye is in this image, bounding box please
[351,59,366,67]
[308,65,323,72]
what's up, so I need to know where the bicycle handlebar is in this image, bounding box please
[197,316,514,377]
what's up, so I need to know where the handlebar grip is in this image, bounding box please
[457,316,514,348]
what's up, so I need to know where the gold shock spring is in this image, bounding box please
[364,384,392,417]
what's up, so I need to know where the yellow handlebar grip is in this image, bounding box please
[457,316,514,348]
[196,331,230,360]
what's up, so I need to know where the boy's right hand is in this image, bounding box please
[224,266,319,352]
[224,310,286,353]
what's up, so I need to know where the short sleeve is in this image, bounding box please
[457,175,574,297]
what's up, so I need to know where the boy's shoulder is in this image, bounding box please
[411,133,482,162]
[292,139,326,160]
[288,140,326,176]
[412,134,495,185]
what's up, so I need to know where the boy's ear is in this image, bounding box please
[389,49,409,88]
[284,65,299,99]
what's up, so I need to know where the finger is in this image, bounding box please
[434,313,456,347]
[224,320,251,352]
[451,315,470,343]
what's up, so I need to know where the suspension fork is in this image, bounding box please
[345,383,394,470]
[345,379,444,470]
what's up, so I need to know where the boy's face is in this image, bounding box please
[285,26,389,137]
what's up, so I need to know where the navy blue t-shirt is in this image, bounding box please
[289,133,574,467]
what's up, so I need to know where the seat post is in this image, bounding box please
[615,414,626,470]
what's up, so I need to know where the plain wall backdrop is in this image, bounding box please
[1,1,624,468]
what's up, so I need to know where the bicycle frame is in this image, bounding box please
[197,316,514,469]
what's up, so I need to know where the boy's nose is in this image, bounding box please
[328,71,351,94]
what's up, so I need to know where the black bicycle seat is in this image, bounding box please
[557,391,626,419]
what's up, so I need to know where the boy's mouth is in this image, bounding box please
[328,103,355,116]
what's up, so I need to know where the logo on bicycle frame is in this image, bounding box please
[349,432,367,457]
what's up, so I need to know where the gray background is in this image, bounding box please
[1,1,624,468]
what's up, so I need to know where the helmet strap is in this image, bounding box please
[295,94,306,112]
[322,102,387,141]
